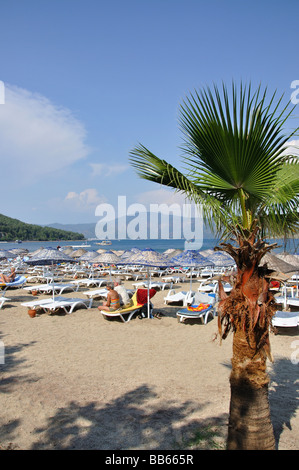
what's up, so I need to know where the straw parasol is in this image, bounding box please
[164,249,183,258]
[28,247,45,257]
[0,249,16,260]
[92,250,123,281]
[9,248,29,256]
[200,249,235,267]
[71,248,87,258]
[169,249,215,291]
[78,250,98,262]
[260,253,298,274]
[276,252,299,268]
[25,247,74,266]
[25,248,75,301]
[61,247,75,256]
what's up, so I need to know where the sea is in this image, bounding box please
[0,237,298,254]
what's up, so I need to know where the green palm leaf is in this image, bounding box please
[130,82,299,237]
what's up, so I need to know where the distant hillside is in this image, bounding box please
[0,214,85,241]
[48,216,216,240]
[49,222,96,239]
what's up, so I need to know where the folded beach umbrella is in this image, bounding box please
[169,249,215,291]
[125,248,172,318]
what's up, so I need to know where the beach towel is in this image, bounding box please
[187,303,210,312]
[136,288,157,305]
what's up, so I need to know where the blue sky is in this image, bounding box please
[0,0,298,227]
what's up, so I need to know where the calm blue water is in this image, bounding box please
[0,237,297,254]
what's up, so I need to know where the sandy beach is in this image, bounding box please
[0,276,298,451]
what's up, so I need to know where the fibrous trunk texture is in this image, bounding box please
[216,223,277,450]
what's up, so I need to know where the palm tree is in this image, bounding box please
[129,82,299,450]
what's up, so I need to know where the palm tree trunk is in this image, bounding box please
[217,227,277,450]
[227,329,275,450]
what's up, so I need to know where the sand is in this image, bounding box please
[0,277,298,450]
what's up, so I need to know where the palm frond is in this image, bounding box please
[129,82,299,239]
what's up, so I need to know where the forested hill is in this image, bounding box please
[0,214,85,241]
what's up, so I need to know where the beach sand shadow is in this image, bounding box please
[30,385,228,450]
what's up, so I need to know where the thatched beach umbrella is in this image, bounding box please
[28,247,45,257]
[201,251,235,267]
[260,253,298,274]
[92,250,123,281]
[0,249,15,260]
[165,249,183,258]
[96,248,107,254]
[9,248,29,256]
[61,247,75,256]
[25,248,75,301]
[78,250,98,262]
[25,248,74,266]
[276,253,299,268]
[71,248,87,258]
[169,249,215,291]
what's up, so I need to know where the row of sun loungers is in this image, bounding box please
[0,263,298,330]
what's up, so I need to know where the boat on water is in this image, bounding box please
[96,240,112,246]
[71,242,91,248]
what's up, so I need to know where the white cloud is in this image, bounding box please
[0,84,90,181]
[64,188,106,212]
[90,162,128,176]
[282,139,299,158]
[136,188,192,207]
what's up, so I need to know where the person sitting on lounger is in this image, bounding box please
[114,278,132,307]
[98,281,121,312]
[0,268,16,284]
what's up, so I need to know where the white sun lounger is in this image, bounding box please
[21,296,93,314]
[82,288,108,299]
[272,311,299,329]
[176,305,215,324]
[24,283,79,295]
[70,278,108,287]
[164,289,195,306]
[0,296,11,309]
[132,281,172,290]
[176,292,216,324]
[274,296,299,310]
